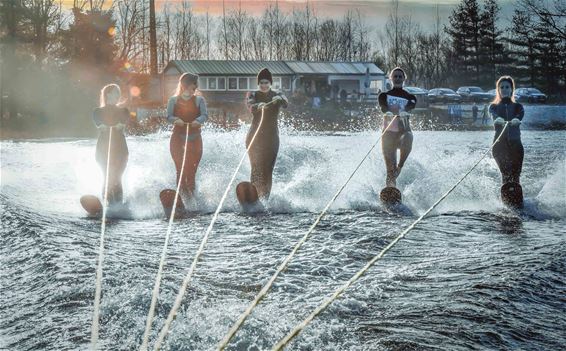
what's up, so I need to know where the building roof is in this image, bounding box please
[164,60,384,76]
[165,60,295,75]
[284,61,384,75]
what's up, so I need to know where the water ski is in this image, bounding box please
[501,182,524,209]
[160,189,186,218]
[380,187,402,207]
[80,195,102,217]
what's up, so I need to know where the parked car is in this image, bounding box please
[456,86,492,102]
[487,89,496,100]
[404,86,429,107]
[405,86,428,94]
[514,87,547,103]
[428,88,462,104]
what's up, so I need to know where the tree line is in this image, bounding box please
[0,0,564,135]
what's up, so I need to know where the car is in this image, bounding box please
[487,89,496,100]
[404,86,429,107]
[456,86,493,102]
[405,86,428,94]
[514,87,547,103]
[428,88,462,104]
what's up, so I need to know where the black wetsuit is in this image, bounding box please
[490,97,525,184]
[246,89,288,199]
[378,87,417,187]
[93,105,130,203]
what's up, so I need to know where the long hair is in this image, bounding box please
[99,84,121,107]
[492,76,516,104]
[174,72,199,96]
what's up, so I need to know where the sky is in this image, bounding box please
[62,0,517,30]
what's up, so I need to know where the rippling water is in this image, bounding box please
[1,127,565,350]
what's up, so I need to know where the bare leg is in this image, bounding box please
[397,131,413,170]
[100,153,127,205]
[252,167,272,199]
[382,132,399,188]
[182,137,203,197]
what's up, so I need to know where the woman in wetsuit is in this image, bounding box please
[378,67,417,188]
[245,68,288,200]
[166,72,208,196]
[490,76,524,184]
[93,84,130,204]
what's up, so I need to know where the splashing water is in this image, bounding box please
[1,127,565,350]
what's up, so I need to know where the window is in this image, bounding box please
[282,77,291,91]
[208,78,217,90]
[370,80,382,89]
[272,77,282,90]
[218,78,226,90]
[229,77,238,90]
[226,77,254,90]
[248,78,256,90]
[238,77,248,90]
[197,77,227,91]
[198,77,207,90]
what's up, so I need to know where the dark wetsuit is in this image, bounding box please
[490,97,524,184]
[246,89,288,199]
[93,105,130,203]
[378,87,417,187]
[167,95,208,196]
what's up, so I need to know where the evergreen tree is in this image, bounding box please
[532,20,563,95]
[507,10,537,87]
[507,7,565,98]
[60,8,117,71]
[445,0,482,86]
[479,0,505,86]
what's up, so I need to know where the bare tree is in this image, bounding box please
[113,0,147,64]
[386,0,402,66]
[225,1,248,60]
[261,2,289,60]
[354,9,371,61]
[172,1,205,60]
[73,0,105,11]
[222,0,228,59]
[158,2,172,68]
[315,19,340,60]
[519,0,566,40]
[291,7,307,60]
[205,9,211,59]
[247,17,266,60]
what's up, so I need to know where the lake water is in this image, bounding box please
[1,125,565,350]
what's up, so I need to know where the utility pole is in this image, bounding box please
[149,0,158,75]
